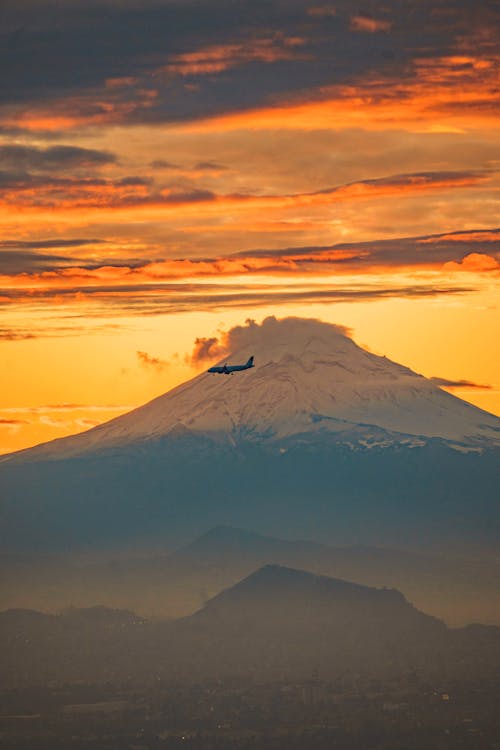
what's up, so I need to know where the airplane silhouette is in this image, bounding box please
[208,356,254,375]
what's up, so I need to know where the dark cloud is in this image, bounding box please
[231,227,500,269]
[1,226,497,279]
[190,336,224,363]
[431,377,492,390]
[0,327,37,341]
[136,350,169,371]
[0,280,474,321]
[149,160,180,170]
[0,418,29,426]
[0,0,493,128]
[194,161,229,171]
[0,238,107,250]
[0,171,152,208]
[0,239,106,275]
[0,144,117,171]
[0,250,80,273]
[0,167,486,211]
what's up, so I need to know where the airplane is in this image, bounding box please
[208,356,254,375]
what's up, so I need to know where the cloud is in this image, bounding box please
[161,36,308,77]
[0,172,151,208]
[136,350,169,371]
[0,276,474,323]
[418,231,500,244]
[0,250,81,274]
[0,144,117,172]
[0,238,107,250]
[0,418,29,426]
[1,0,495,134]
[443,253,500,272]
[193,161,229,172]
[307,6,337,18]
[75,418,101,428]
[190,316,354,364]
[431,377,492,390]
[1,404,132,414]
[38,415,71,428]
[0,228,497,302]
[0,327,37,340]
[190,336,226,363]
[182,49,500,134]
[0,239,109,274]
[350,16,392,33]
[0,168,487,213]
[149,160,180,170]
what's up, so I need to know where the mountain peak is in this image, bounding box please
[201,563,408,612]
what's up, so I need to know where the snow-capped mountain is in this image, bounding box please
[1,317,499,555]
[4,317,500,463]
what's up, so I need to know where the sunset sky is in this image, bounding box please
[1,0,499,453]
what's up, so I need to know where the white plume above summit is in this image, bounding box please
[6,317,500,461]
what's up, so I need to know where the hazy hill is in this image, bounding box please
[2,566,499,687]
[2,525,499,626]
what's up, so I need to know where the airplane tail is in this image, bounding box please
[246,356,254,367]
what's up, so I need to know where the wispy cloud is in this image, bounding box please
[0,144,117,171]
[0,169,488,214]
[136,350,169,372]
[161,36,308,77]
[431,377,493,390]
[1,228,497,296]
[349,16,392,33]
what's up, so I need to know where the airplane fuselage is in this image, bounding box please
[208,356,255,374]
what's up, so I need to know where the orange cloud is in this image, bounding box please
[180,53,500,134]
[0,171,488,219]
[136,350,169,371]
[1,88,158,132]
[307,6,337,18]
[443,252,500,272]
[0,231,497,300]
[419,231,500,244]
[350,16,392,33]
[161,36,307,76]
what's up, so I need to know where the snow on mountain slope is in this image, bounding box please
[4,317,500,461]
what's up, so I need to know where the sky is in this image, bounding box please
[0,0,499,453]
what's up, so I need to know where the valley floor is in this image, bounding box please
[1,674,498,750]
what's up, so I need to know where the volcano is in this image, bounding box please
[5,316,499,461]
[0,317,499,554]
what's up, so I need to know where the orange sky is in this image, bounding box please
[0,0,499,453]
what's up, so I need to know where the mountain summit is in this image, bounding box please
[5,317,500,462]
